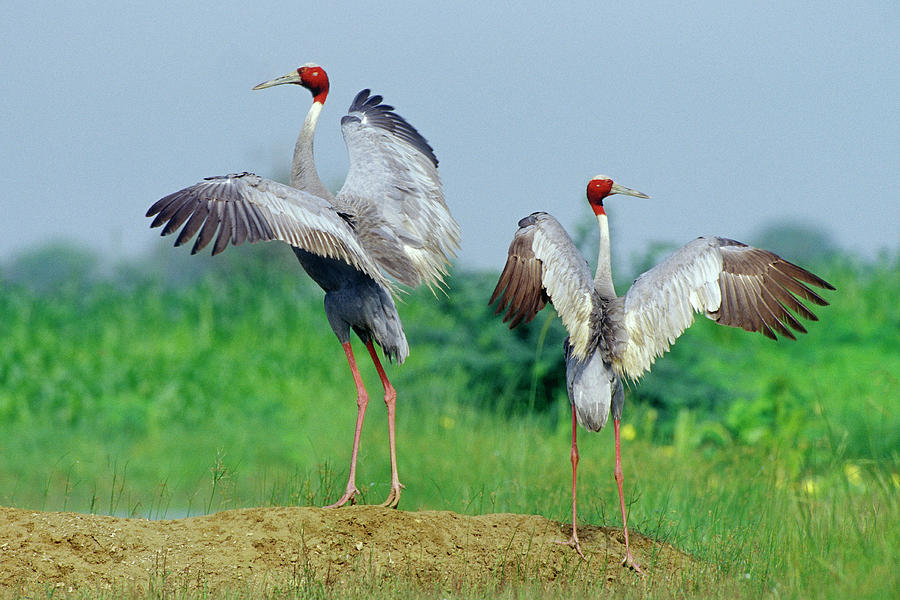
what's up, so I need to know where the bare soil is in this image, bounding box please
[0,505,700,595]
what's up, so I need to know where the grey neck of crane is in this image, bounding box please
[594,214,617,299]
[291,102,334,201]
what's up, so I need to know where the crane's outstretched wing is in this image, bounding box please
[336,90,460,290]
[615,236,834,380]
[146,172,390,288]
[489,212,597,360]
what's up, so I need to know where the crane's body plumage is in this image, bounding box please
[565,338,622,432]
[148,65,458,509]
[490,176,833,568]
[293,249,409,364]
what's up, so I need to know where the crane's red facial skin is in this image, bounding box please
[298,66,330,103]
[586,179,614,216]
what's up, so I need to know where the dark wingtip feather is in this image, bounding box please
[149,212,169,230]
[489,260,514,306]
[175,205,210,247]
[346,88,439,167]
[776,260,835,295]
[146,192,180,218]
[212,231,229,256]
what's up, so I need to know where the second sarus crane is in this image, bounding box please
[490,175,833,572]
[147,64,460,509]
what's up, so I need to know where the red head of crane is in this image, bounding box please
[253,63,330,103]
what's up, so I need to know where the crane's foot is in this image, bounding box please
[323,486,359,509]
[555,534,585,558]
[379,482,405,509]
[622,550,645,575]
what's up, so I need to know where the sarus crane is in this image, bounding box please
[146,64,460,509]
[489,175,833,571]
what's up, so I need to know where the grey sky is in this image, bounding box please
[2,1,897,273]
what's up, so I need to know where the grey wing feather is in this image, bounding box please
[489,212,597,360]
[336,90,460,291]
[146,172,390,288]
[617,236,834,380]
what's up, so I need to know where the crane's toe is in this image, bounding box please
[380,482,405,509]
[323,487,360,509]
[555,534,585,558]
[622,551,645,575]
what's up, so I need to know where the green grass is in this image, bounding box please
[0,244,897,598]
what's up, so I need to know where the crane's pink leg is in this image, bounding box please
[614,418,644,574]
[365,341,405,508]
[556,405,585,557]
[323,342,369,509]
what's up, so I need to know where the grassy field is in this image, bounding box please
[0,243,897,598]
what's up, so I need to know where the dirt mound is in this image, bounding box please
[0,505,699,595]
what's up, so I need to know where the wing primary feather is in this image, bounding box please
[146,191,182,219]
[508,310,526,329]
[780,304,808,334]
[174,202,210,247]
[243,204,267,243]
[492,292,511,316]
[760,284,800,335]
[507,258,542,327]
[523,260,545,321]
[231,202,249,246]
[771,265,830,306]
[507,263,540,328]
[764,281,808,332]
[489,260,514,307]
[757,316,778,340]
[211,202,235,256]
[757,286,795,340]
[344,89,440,167]
[161,199,199,236]
[156,192,194,224]
[741,285,763,333]
[499,261,527,324]
[719,273,739,325]
[149,193,189,229]
[513,263,537,326]
[192,202,222,255]
[149,211,171,230]
[765,271,813,312]
[747,284,775,338]
[721,273,742,320]
[775,259,835,291]
[491,261,517,313]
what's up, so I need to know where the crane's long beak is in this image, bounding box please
[610,182,650,199]
[252,72,302,90]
